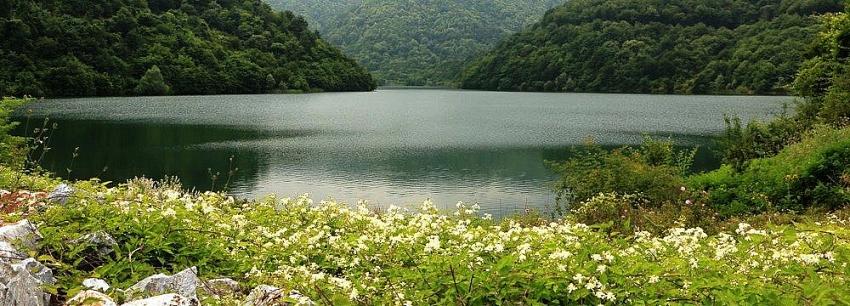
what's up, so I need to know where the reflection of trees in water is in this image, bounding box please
[13,118,722,195]
[258,136,719,189]
[14,120,267,191]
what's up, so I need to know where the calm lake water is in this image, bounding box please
[13,90,790,215]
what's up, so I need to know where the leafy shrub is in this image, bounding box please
[549,137,696,215]
[717,113,804,171]
[569,193,639,233]
[692,125,850,215]
[0,97,28,167]
[568,192,721,235]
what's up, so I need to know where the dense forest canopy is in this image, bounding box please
[267,0,562,86]
[460,0,845,94]
[263,0,359,31]
[0,0,376,97]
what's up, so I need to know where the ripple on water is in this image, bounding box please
[14,90,790,212]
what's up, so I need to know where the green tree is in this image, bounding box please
[134,66,171,96]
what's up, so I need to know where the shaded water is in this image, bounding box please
[13,90,790,214]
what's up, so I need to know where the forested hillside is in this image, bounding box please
[267,0,562,86]
[0,0,376,97]
[460,0,844,94]
[263,0,359,31]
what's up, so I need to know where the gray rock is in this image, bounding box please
[66,290,117,306]
[0,261,11,284]
[204,278,240,296]
[120,294,196,306]
[0,220,54,306]
[83,278,111,292]
[1,261,52,306]
[12,258,55,285]
[48,183,74,204]
[245,285,314,306]
[126,267,199,302]
[0,283,6,304]
[72,231,118,256]
[0,241,25,262]
[0,220,42,249]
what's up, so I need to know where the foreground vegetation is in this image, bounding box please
[461,0,843,94]
[0,0,376,97]
[0,168,849,304]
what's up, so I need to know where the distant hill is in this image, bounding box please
[0,0,376,97]
[460,0,844,95]
[267,0,562,86]
[264,0,360,31]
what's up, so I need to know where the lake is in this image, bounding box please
[13,89,790,215]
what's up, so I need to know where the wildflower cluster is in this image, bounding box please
[1,176,849,304]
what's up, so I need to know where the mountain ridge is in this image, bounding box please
[459,0,844,95]
[267,0,562,86]
[0,0,376,97]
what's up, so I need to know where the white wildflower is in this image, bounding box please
[424,235,441,253]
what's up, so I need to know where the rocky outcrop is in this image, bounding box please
[0,241,25,261]
[125,267,200,302]
[2,266,52,305]
[0,219,42,249]
[0,220,55,306]
[66,290,117,306]
[12,258,55,284]
[48,183,74,204]
[120,294,196,306]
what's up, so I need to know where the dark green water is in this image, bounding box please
[13,90,790,214]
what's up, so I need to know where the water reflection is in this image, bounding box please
[12,90,789,213]
[23,121,269,192]
[18,119,719,212]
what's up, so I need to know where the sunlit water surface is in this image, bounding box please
[14,90,790,215]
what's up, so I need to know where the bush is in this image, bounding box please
[0,97,28,167]
[717,113,804,171]
[691,125,850,215]
[549,137,696,215]
[568,192,721,235]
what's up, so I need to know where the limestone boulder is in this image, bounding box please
[48,183,74,204]
[0,220,41,249]
[65,290,117,306]
[125,267,199,302]
[83,278,111,292]
[120,294,196,306]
